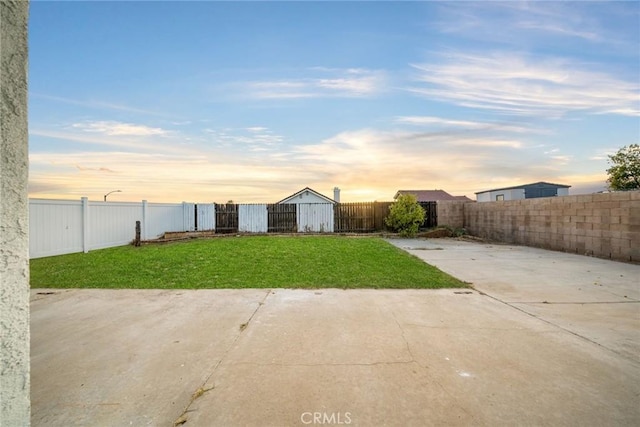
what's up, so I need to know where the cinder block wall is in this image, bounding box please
[436,200,467,229]
[437,191,640,263]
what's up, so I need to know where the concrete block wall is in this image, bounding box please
[436,200,467,229]
[437,191,640,262]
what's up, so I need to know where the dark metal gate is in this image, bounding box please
[418,201,438,229]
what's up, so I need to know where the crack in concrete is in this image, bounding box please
[173,289,272,425]
[390,309,425,369]
[400,323,529,330]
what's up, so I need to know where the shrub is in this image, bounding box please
[385,194,425,237]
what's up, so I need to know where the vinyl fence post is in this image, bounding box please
[81,196,89,253]
[142,200,148,240]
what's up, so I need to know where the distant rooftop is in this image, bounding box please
[394,190,473,202]
[475,181,571,195]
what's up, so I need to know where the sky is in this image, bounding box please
[28,1,640,203]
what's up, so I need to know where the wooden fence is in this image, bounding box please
[214,203,238,233]
[268,204,297,232]
[334,202,393,232]
[213,201,436,234]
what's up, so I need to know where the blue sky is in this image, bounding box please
[29,1,639,203]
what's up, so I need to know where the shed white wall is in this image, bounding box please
[557,188,570,196]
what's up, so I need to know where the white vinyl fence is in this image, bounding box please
[238,204,268,233]
[29,199,361,259]
[29,198,214,259]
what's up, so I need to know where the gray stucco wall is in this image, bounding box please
[1,0,30,424]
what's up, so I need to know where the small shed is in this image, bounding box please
[276,187,336,232]
[475,182,570,202]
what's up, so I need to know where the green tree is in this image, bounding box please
[606,144,640,191]
[385,194,425,237]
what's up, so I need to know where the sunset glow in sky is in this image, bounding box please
[28,1,639,203]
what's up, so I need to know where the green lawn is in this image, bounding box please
[30,236,466,289]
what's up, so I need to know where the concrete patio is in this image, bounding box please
[31,239,640,426]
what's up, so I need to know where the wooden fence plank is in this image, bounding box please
[214,203,238,233]
[267,204,297,232]
[334,202,393,232]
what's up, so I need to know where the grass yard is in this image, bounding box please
[30,236,466,289]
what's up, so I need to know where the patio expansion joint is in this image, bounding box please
[172,288,272,426]
[479,291,639,364]
[510,300,640,305]
[229,360,418,367]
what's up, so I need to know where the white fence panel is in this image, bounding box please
[29,199,84,259]
[88,201,142,250]
[144,203,185,239]
[196,203,215,231]
[297,203,334,232]
[238,204,268,233]
[183,202,196,232]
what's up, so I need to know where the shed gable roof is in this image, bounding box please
[276,187,336,204]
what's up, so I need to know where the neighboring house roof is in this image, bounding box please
[475,181,571,195]
[276,187,336,204]
[394,190,472,202]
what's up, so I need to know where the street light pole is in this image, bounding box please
[104,190,122,201]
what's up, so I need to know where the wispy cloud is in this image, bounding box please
[395,116,548,134]
[29,127,187,155]
[235,68,386,100]
[30,93,171,117]
[203,126,285,152]
[409,52,639,117]
[71,120,169,137]
[516,21,599,42]
[435,1,636,48]
[75,165,115,173]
